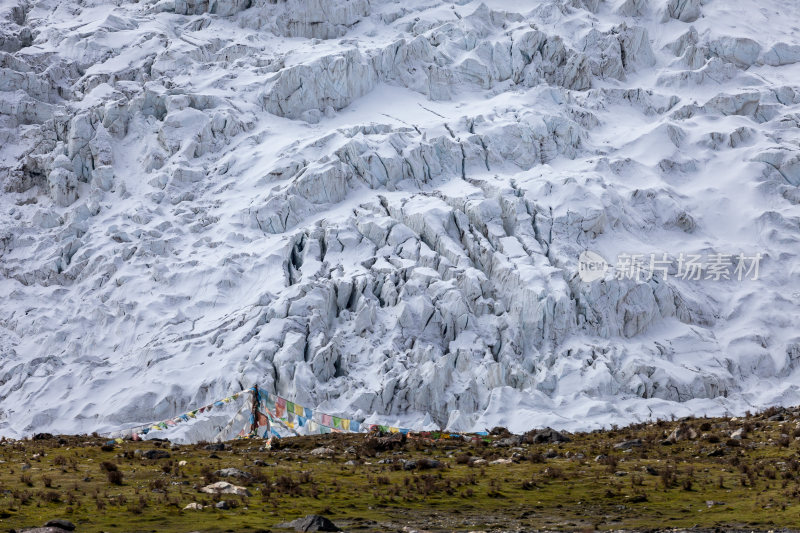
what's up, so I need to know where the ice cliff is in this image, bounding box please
[1,0,800,438]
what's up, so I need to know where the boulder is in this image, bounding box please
[214,467,252,479]
[43,520,75,531]
[142,449,170,459]
[614,438,643,450]
[666,424,698,442]
[310,447,335,456]
[278,514,341,532]
[200,481,251,496]
[525,427,571,444]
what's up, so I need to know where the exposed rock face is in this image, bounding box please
[1,0,800,441]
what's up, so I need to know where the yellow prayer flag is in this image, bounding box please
[342,419,350,431]
[390,427,399,433]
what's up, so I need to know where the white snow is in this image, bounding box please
[1,0,800,440]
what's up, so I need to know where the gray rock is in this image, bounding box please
[43,520,75,531]
[666,424,697,443]
[278,514,341,532]
[310,447,335,456]
[614,439,643,450]
[214,467,252,479]
[142,449,171,459]
[493,436,522,447]
[200,481,251,497]
[527,427,571,444]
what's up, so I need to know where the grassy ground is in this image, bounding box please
[2,406,800,532]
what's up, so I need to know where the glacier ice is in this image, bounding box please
[1,0,800,440]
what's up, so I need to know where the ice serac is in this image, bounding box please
[1,0,800,440]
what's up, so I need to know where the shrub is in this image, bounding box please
[455,453,471,465]
[107,470,124,485]
[100,461,118,472]
[39,490,61,503]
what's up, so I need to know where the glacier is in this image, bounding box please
[1,0,800,440]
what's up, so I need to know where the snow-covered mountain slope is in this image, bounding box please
[1,0,800,439]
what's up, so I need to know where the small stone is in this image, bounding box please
[204,443,226,451]
[215,500,231,510]
[178,460,188,467]
[21,463,31,470]
[489,458,513,465]
[183,502,203,510]
[730,428,744,440]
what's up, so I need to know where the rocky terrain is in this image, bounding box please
[1,0,800,438]
[3,407,800,531]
